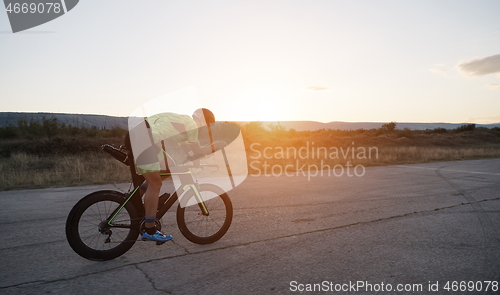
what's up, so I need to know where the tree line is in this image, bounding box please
[0,116,127,139]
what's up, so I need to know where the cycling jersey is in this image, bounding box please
[146,113,198,146]
[133,112,199,174]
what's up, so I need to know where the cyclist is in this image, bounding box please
[129,108,216,243]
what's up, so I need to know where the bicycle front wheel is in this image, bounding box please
[176,184,233,244]
[66,190,140,261]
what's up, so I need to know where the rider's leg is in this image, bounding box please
[140,171,172,242]
[142,171,162,229]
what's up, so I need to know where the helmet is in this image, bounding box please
[192,108,215,124]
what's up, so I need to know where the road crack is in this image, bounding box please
[135,264,172,294]
[435,166,500,281]
[170,239,190,254]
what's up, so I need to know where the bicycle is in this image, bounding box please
[66,142,233,261]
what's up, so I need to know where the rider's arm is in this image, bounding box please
[179,141,203,158]
[178,118,203,159]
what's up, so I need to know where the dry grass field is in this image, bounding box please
[0,152,130,190]
[0,119,499,190]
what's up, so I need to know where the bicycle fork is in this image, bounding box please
[183,183,209,216]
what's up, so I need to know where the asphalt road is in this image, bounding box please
[1,159,499,294]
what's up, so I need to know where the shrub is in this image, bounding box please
[382,122,397,132]
[432,128,447,134]
[395,128,414,138]
[455,124,476,133]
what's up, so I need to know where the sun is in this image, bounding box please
[257,100,278,121]
[234,88,284,121]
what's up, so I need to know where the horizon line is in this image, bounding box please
[0,111,499,125]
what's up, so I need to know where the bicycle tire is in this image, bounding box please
[176,184,233,244]
[66,190,140,261]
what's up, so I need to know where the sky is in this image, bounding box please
[1,0,499,123]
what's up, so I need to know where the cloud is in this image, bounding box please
[305,86,327,91]
[430,68,445,73]
[430,64,446,74]
[487,83,500,90]
[457,54,500,76]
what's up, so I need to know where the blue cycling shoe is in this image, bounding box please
[141,230,173,244]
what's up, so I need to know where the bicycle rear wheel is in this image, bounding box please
[66,190,140,261]
[176,184,233,244]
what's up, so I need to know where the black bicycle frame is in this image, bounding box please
[105,166,209,228]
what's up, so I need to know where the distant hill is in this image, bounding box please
[257,121,500,131]
[1,112,499,131]
[0,112,129,129]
